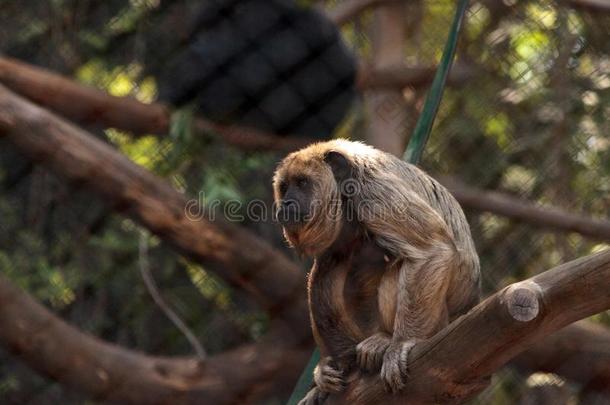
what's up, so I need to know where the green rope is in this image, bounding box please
[403,0,470,164]
[287,1,469,402]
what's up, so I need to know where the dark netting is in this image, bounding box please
[159,0,357,138]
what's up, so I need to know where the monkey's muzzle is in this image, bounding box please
[276,200,306,231]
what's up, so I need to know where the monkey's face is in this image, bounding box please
[274,174,315,231]
[273,151,345,256]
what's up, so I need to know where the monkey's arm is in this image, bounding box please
[360,184,457,391]
[379,255,453,392]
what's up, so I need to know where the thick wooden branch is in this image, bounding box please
[512,320,610,395]
[0,84,310,339]
[330,249,610,404]
[0,60,169,136]
[439,176,610,241]
[0,273,308,404]
[0,57,469,150]
[0,57,309,152]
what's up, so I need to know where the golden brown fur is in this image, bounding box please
[273,140,480,404]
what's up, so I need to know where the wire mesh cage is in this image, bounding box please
[0,0,608,403]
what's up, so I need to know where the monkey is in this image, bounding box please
[272,139,480,404]
[159,0,357,139]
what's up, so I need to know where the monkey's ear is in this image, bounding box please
[323,150,352,183]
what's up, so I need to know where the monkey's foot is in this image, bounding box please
[381,340,417,393]
[314,356,346,393]
[298,387,328,405]
[356,332,391,372]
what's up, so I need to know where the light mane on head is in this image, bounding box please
[303,139,379,161]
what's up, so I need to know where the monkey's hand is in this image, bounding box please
[356,332,391,372]
[314,356,346,393]
[297,386,328,405]
[380,340,418,393]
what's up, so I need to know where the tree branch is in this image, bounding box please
[330,249,610,404]
[0,57,470,150]
[0,272,308,404]
[0,57,310,152]
[438,176,610,241]
[0,83,310,340]
[0,59,170,136]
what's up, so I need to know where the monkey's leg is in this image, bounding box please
[355,263,399,373]
[381,250,454,393]
[313,356,346,394]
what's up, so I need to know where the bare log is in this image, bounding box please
[330,249,610,404]
[512,320,610,395]
[439,176,610,241]
[0,84,310,339]
[0,273,308,404]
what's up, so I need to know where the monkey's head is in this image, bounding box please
[273,140,372,256]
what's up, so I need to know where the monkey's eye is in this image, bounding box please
[296,177,309,189]
[279,181,288,195]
